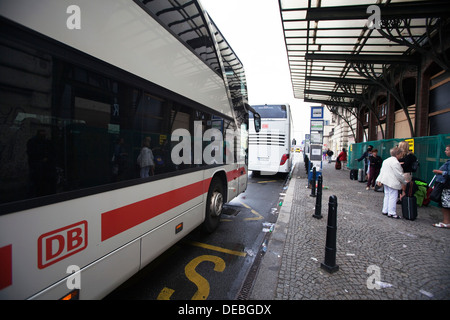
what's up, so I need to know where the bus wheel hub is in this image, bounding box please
[210,192,223,217]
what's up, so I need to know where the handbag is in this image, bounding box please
[411,159,419,172]
[429,181,445,203]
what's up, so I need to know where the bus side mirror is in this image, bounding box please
[243,103,261,133]
[253,113,261,133]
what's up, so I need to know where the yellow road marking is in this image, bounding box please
[238,200,263,221]
[257,180,277,184]
[246,209,263,221]
[239,201,251,209]
[185,255,225,300]
[157,255,226,300]
[186,241,247,257]
[157,287,175,300]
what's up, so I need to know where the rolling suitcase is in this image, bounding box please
[335,160,341,170]
[401,181,417,220]
[350,169,357,180]
[358,169,366,182]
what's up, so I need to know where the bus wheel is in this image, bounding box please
[203,177,224,233]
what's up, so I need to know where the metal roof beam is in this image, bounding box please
[305,2,450,21]
[305,53,418,64]
[306,75,373,85]
[304,98,355,107]
[304,89,362,99]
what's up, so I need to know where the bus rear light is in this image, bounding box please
[280,154,289,165]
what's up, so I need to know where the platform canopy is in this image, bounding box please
[278,0,450,109]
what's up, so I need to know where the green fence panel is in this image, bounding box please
[348,134,450,185]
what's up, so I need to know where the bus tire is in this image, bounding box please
[203,177,224,233]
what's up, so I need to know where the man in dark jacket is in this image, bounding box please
[356,145,373,175]
[366,148,382,190]
[326,148,333,163]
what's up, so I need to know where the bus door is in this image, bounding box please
[238,122,249,193]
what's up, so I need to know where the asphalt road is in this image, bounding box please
[104,165,294,300]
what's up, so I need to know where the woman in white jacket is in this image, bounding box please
[137,137,154,178]
[376,147,407,219]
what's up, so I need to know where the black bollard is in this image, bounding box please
[312,175,323,219]
[310,166,316,197]
[321,195,339,273]
[304,156,309,174]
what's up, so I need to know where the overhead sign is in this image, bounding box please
[310,120,324,131]
[311,106,324,119]
[310,132,323,144]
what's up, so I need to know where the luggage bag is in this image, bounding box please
[402,196,417,220]
[335,160,341,170]
[374,184,384,192]
[358,169,367,182]
[402,181,417,220]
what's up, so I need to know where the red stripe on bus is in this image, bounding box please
[226,166,246,181]
[101,179,211,241]
[0,245,12,290]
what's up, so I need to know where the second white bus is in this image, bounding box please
[249,104,293,175]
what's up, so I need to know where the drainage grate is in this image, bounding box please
[222,205,240,216]
[236,168,292,299]
[236,233,270,300]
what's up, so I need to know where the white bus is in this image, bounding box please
[249,104,293,175]
[0,0,260,300]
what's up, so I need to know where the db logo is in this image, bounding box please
[38,221,88,269]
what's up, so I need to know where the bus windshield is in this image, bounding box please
[249,105,287,119]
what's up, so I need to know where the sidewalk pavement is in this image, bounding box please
[249,159,450,300]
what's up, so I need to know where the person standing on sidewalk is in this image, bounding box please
[366,148,382,190]
[326,148,334,163]
[398,141,417,183]
[337,148,347,170]
[376,147,407,219]
[356,145,373,177]
[432,144,450,228]
[397,141,418,203]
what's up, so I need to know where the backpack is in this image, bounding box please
[411,159,419,172]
